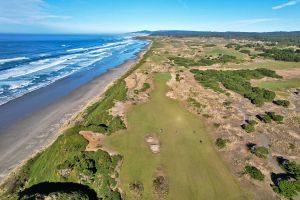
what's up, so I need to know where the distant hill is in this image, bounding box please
[132,30,153,35]
[135,30,300,45]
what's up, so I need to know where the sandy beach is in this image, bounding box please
[0,44,149,183]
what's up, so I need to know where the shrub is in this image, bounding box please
[215,138,229,149]
[129,181,144,197]
[245,166,264,181]
[273,99,290,108]
[188,98,205,109]
[191,68,279,106]
[153,176,169,198]
[241,120,257,133]
[266,112,284,123]
[255,147,269,159]
[169,54,238,68]
[223,101,232,107]
[213,123,221,128]
[225,43,237,48]
[176,73,182,82]
[242,124,255,133]
[140,82,150,92]
[203,44,216,47]
[240,49,251,55]
[273,157,300,199]
[248,120,258,126]
[260,48,300,62]
[275,180,300,199]
[257,114,272,123]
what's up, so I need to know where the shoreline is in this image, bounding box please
[0,42,151,184]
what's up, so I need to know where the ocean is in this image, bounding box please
[0,34,149,106]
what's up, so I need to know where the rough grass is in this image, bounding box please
[82,79,127,133]
[105,73,247,200]
[258,78,300,91]
[5,126,122,199]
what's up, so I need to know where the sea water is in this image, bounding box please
[0,34,149,106]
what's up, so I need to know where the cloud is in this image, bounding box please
[0,0,70,25]
[272,0,300,10]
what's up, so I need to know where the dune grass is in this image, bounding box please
[105,73,247,200]
[5,126,122,199]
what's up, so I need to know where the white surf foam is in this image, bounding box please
[66,47,87,52]
[0,57,29,65]
[0,38,146,106]
[0,55,79,80]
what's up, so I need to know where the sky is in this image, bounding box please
[0,0,299,33]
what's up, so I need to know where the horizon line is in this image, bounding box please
[1,30,300,35]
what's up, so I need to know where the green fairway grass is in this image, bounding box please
[203,46,246,59]
[231,60,300,70]
[105,73,247,200]
[259,78,300,91]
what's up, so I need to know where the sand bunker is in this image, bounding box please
[79,131,103,152]
[79,131,118,155]
[145,135,160,154]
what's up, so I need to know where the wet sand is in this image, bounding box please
[0,45,149,183]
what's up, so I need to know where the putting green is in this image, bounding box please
[105,73,247,200]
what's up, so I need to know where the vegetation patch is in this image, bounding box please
[153,176,169,199]
[247,143,269,159]
[140,82,151,92]
[2,126,122,199]
[188,97,205,109]
[266,112,284,123]
[273,99,290,107]
[129,181,144,198]
[239,49,251,55]
[82,79,127,134]
[191,68,281,106]
[257,112,284,123]
[256,114,272,123]
[175,73,183,82]
[226,42,264,50]
[255,147,269,159]
[215,138,229,149]
[203,44,217,47]
[260,48,300,62]
[169,54,239,67]
[244,166,264,181]
[272,157,300,199]
[241,120,257,133]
